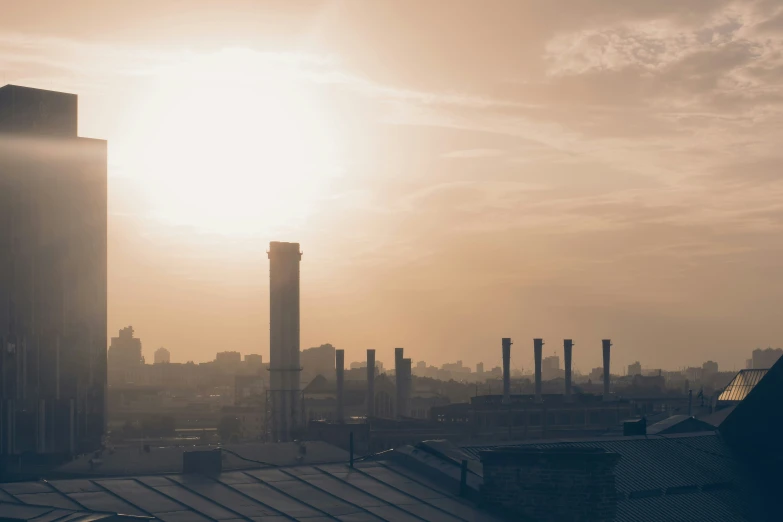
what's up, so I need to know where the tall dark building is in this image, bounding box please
[268,241,302,442]
[0,85,107,465]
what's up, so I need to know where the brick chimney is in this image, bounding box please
[534,339,543,402]
[479,447,620,522]
[335,349,345,423]
[564,339,573,400]
[502,338,512,404]
[366,349,375,418]
[395,347,404,419]
[400,358,412,417]
[602,339,611,401]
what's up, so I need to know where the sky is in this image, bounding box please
[2,0,783,373]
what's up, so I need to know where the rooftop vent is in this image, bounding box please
[183,449,222,475]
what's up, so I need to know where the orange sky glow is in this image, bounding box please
[3,0,783,372]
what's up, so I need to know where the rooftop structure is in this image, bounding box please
[717,369,768,403]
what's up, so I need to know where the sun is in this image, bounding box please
[123,48,342,237]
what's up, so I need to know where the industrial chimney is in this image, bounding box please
[602,339,612,401]
[366,349,376,418]
[534,339,544,402]
[336,349,345,423]
[564,339,573,400]
[502,338,512,404]
[401,358,412,417]
[395,348,404,419]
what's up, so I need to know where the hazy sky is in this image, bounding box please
[3,0,782,373]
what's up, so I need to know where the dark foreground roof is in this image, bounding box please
[461,432,761,522]
[645,415,716,435]
[0,501,148,521]
[0,461,501,522]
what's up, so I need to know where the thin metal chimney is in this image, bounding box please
[502,338,512,404]
[395,348,404,418]
[366,349,376,418]
[564,339,573,400]
[602,339,611,401]
[336,349,345,423]
[534,339,543,402]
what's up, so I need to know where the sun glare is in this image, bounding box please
[124,49,342,237]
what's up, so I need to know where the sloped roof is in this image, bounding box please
[700,405,737,428]
[55,441,348,476]
[0,501,149,521]
[719,354,783,517]
[461,433,758,522]
[718,370,768,402]
[0,461,501,522]
[646,415,715,435]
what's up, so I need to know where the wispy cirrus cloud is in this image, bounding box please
[441,148,504,159]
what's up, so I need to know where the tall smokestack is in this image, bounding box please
[534,339,543,402]
[401,358,412,417]
[395,348,404,418]
[366,349,376,418]
[268,241,302,442]
[502,338,512,404]
[564,339,573,400]
[602,339,612,401]
[336,349,345,423]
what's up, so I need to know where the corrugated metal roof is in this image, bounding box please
[616,491,751,522]
[646,415,715,435]
[462,433,756,522]
[0,461,501,522]
[0,501,149,521]
[718,370,768,402]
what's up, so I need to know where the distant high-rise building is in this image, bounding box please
[0,85,107,460]
[702,360,718,378]
[476,362,484,374]
[542,355,562,381]
[108,326,143,384]
[751,348,782,369]
[107,327,145,387]
[268,241,302,442]
[628,361,642,376]
[215,351,242,374]
[244,354,263,374]
[154,347,171,365]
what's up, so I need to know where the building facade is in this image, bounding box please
[108,326,143,384]
[0,85,107,462]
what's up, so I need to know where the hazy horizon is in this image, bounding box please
[4,0,783,372]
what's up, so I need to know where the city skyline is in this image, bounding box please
[2,1,783,371]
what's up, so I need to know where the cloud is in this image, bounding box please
[441,148,503,159]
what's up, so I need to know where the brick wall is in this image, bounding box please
[479,447,620,522]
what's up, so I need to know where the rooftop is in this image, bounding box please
[459,432,759,522]
[0,461,500,522]
[54,442,349,477]
[717,370,768,403]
